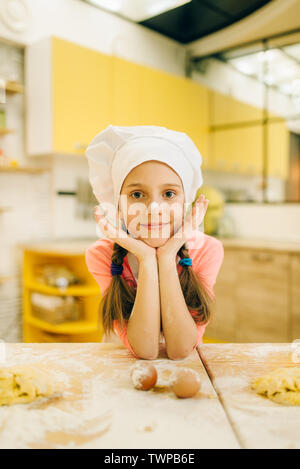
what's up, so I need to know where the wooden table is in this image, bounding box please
[0,343,239,449]
[1,342,299,449]
[199,343,300,449]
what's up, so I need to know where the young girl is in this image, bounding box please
[85,124,224,360]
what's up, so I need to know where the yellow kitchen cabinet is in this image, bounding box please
[26,36,211,161]
[210,89,290,179]
[267,121,290,179]
[23,247,103,343]
[291,254,300,341]
[211,125,263,174]
[140,65,210,168]
[140,65,190,130]
[185,79,210,169]
[211,90,263,126]
[112,56,143,126]
[26,36,113,156]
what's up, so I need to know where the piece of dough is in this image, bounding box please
[0,365,61,406]
[251,367,300,406]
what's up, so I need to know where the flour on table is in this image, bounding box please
[0,345,237,449]
[200,343,294,361]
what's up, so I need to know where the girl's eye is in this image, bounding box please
[165,191,176,199]
[130,191,143,199]
[129,191,176,199]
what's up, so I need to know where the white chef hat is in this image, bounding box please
[86,124,203,215]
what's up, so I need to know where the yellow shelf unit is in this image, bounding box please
[25,280,100,296]
[26,316,99,335]
[23,248,103,343]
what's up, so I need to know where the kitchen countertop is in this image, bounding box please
[19,236,300,254]
[18,238,97,255]
[217,237,300,253]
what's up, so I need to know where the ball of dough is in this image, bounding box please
[252,367,300,406]
[131,363,157,390]
[170,367,201,398]
[0,365,61,406]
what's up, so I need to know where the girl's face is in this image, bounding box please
[119,160,185,248]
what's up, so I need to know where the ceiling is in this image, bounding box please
[140,0,272,44]
[83,0,273,44]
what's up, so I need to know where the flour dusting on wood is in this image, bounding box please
[0,343,239,449]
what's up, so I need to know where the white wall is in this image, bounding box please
[0,170,52,341]
[0,43,24,164]
[224,203,300,242]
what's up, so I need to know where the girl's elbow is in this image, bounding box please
[133,348,159,360]
[138,352,159,360]
[167,348,192,361]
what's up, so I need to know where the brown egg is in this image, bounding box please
[130,363,157,390]
[170,367,201,398]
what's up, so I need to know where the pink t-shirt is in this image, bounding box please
[85,231,224,357]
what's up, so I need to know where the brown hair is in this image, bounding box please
[100,242,213,335]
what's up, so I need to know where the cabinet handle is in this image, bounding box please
[251,253,274,262]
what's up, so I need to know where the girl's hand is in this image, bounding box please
[156,194,209,261]
[94,206,156,263]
